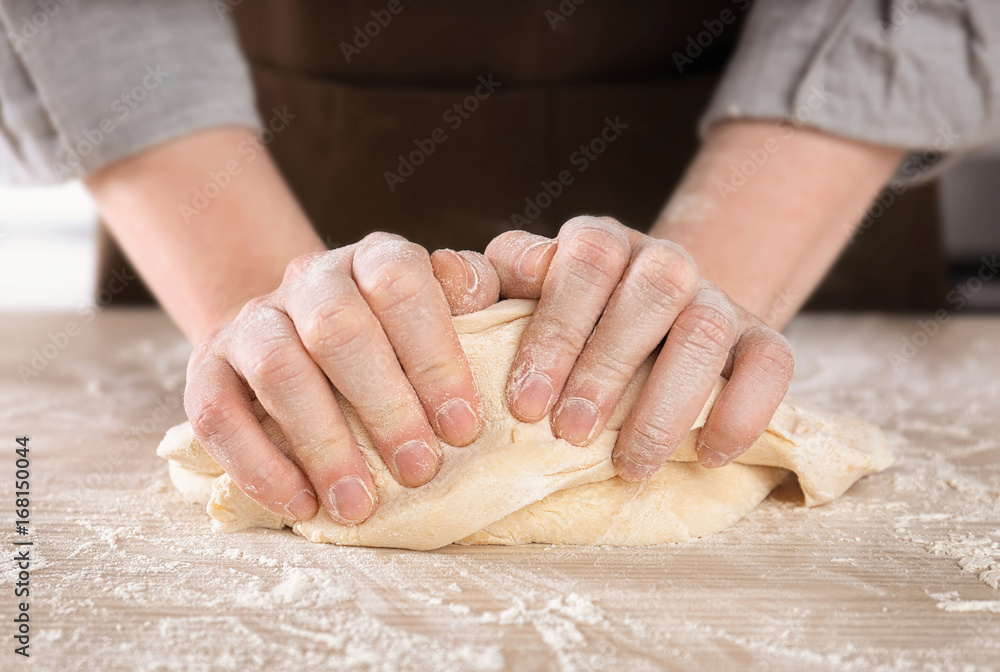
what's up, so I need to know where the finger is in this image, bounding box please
[184,351,319,521]
[280,251,443,488]
[430,248,501,315]
[695,325,794,467]
[506,216,632,422]
[353,235,483,447]
[228,300,377,524]
[484,230,557,299]
[613,285,740,481]
[551,239,699,445]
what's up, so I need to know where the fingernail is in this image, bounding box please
[553,397,600,445]
[459,253,480,293]
[513,372,553,421]
[614,454,655,482]
[441,249,479,293]
[393,440,439,487]
[698,443,733,469]
[329,476,374,523]
[517,240,555,281]
[436,398,479,446]
[286,488,318,520]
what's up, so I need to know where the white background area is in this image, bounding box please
[0,180,98,310]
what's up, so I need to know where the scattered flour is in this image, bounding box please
[6,305,1000,671]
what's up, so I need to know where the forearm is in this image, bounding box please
[85,126,323,342]
[650,121,904,329]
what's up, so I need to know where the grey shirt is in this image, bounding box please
[701,0,1000,181]
[1,0,998,184]
[0,0,259,183]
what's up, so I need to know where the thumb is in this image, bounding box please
[483,230,557,299]
[430,249,501,315]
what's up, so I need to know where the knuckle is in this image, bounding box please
[358,236,425,266]
[186,338,216,373]
[296,433,357,468]
[559,226,630,283]
[300,298,370,359]
[532,311,593,363]
[574,346,636,389]
[630,243,698,311]
[367,405,417,438]
[408,355,463,387]
[359,245,432,311]
[249,454,290,486]
[294,439,333,465]
[370,263,429,310]
[561,214,620,236]
[247,339,305,390]
[236,295,270,322]
[281,252,322,285]
[748,333,796,385]
[673,303,739,355]
[359,231,404,247]
[189,398,238,445]
[626,417,680,463]
[589,349,636,383]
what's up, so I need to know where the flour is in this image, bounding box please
[929,592,1000,613]
[7,308,1000,671]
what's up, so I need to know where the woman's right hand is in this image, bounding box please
[183,233,499,525]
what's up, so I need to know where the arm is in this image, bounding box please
[84,126,323,342]
[8,0,490,528]
[476,122,902,482]
[650,120,904,328]
[86,128,488,525]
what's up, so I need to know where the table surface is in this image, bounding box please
[1,308,998,672]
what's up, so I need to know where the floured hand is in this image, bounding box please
[480,216,795,479]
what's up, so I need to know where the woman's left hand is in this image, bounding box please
[470,215,795,480]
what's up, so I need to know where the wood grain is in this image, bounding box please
[1,309,997,671]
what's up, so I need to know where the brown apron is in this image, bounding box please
[102,0,947,311]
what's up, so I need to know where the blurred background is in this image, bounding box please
[2,0,998,313]
[4,159,997,311]
[0,181,97,310]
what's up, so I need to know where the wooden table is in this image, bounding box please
[2,308,998,671]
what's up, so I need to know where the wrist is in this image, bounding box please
[86,126,325,342]
[651,120,902,326]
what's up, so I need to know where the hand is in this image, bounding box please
[184,233,494,525]
[484,216,795,480]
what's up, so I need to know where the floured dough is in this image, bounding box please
[158,299,893,550]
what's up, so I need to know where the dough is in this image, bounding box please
[158,299,893,550]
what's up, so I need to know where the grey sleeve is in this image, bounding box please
[0,0,261,184]
[701,0,1000,179]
